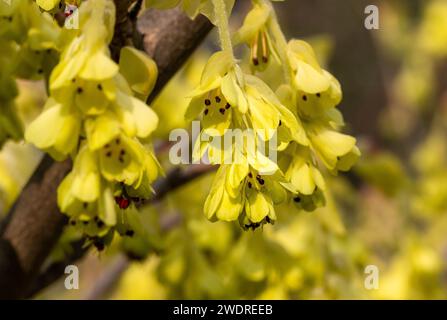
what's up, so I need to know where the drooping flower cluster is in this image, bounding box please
[177,0,360,229]
[0,0,61,148]
[25,0,160,248]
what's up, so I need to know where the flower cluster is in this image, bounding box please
[0,0,61,147]
[177,0,360,229]
[25,0,160,248]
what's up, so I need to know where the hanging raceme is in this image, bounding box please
[22,0,161,250]
[179,0,360,229]
[0,0,61,148]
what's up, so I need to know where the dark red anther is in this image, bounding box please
[115,196,131,209]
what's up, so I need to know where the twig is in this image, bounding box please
[84,254,130,300]
[149,164,217,204]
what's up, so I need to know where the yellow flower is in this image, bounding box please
[145,0,235,25]
[287,39,332,94]
[308,124,360,172]
[118,46,158,101]
[0,0,27,42]
[36,0,62,11]
[233,1,279,71]
[187,51,305,145]
[284,144,326,195]
[205,157,287,229]
[276,142,327,212]
[58,145,101,210]
[186,51,244,136]
[57,145,118,230]
[25,98,81,160]
[49,0,118,115]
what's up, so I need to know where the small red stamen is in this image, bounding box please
[114,196,131,209]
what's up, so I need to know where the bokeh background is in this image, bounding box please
[2,0,447,299]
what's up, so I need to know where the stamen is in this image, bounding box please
[248,182,252,188]
[106,151,112,157]
[302,95,307,101]
[225,103,231,109]
[219,108,225,115]
[215,96,221,103]
[316,93,321,98]
[204,109,209,115]
[97,84,103,91]
[95,242,105,251]
[294,197,301,203]
[261,32,269,63]
[77,87,83,94]
[205,99,211,106]
[251,32,259,66]
[125,230,135,237]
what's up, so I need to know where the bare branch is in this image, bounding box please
[84,254,130,300]
[149,164,216,204]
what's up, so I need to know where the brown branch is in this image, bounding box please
[149,164,216,203]
[84,254,130,300]
[138,8,212,102]
[0,156,71,299]
[0,4,212,299]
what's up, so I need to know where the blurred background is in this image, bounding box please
[2,0,447,299]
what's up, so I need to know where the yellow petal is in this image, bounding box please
[85,112,121,150]
[310,127,356,169]
[25,99,80,158]
[79,50,119,81]
[119,46,158,100]
[216,190,243,221]
[221,72,247,113]
[246,190,271,223]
